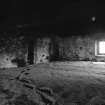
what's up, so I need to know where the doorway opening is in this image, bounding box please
[27,40,34,64]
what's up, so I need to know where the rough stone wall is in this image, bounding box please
[0,35,53,68]
[1,33,105,68]
[76,36,95,60]
[61,36,95,61]
[35,37,51,64]
[0,53,17,68]
[33,35,97,62]
[0,36,28,68]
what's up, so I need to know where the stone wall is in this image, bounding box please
[0,35,53,68]
[59,36,96,61]
[0,32,105,68]
[58,34,105,61]
[0,36,28,68]
[0,53,17,68]
[35,37,51,64]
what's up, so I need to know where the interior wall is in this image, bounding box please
[0,53,17,68]
[60,36,95,61]
[0,36,28,68]
[0,32,105,68]
[35,37,51,64]
[0,34,53,68]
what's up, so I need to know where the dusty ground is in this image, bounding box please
[1,61,105,105]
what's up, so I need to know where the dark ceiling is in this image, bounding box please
[0,0,105,35]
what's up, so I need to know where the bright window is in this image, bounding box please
[99,41,105,54]
[95,40,105,56]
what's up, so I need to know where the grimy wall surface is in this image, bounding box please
[60,36,95,61]
[0,35,52,68]
[0,32,105,68]
[0,36,27,68]
[59,33,105,61]
[34,37,51,64]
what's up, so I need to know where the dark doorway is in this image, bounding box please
[50,38,60,61]
[27,39,34,64]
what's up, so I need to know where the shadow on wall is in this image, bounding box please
[11,57,26,67]
[27,39,34,65]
